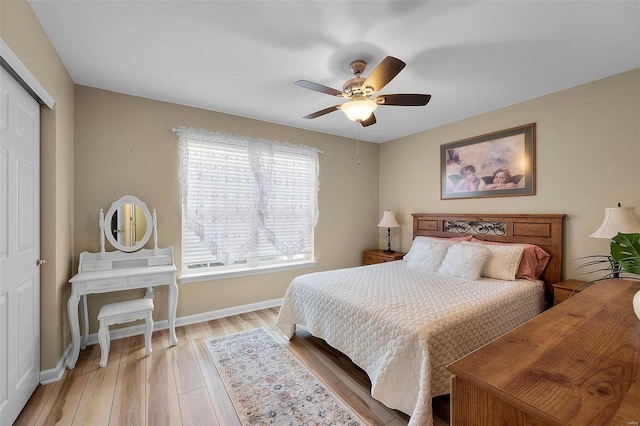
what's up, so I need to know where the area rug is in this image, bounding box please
[205,327,364,426]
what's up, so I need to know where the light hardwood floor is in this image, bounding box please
[15,308,449,425]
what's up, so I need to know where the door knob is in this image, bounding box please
[36,259,46,266]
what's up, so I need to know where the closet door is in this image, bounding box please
[0,65,41,426]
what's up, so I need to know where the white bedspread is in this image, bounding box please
[276,260,544,426]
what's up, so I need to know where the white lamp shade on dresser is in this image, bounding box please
[590,207,640,238]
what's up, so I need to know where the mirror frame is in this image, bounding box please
[104,195,153,252]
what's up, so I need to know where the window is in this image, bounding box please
[175,128,319,279]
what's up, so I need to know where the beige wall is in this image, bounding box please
[74,86,380,331]
[380,69,640,280]
[1,0,75,370]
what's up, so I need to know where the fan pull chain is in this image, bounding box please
[356,138,360,165]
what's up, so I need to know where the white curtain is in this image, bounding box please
[176,127,319,266]
[249,138,319,256]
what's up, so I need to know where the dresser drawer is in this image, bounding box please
[362,250,405,265]
[553,279,588,305]
[553,288,571,305]
[129,273,171,287]
[85,277,127,291]
[363,253,386,265]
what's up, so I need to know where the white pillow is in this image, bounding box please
[479,242,525,281]
[406,240,451,273]
[438,242,491,280]
[404,236,459,262]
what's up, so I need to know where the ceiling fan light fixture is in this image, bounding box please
[296,56,428,126]
[341,99,378,122]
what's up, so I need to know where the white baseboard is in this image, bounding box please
[40,298,283,384]
[175,297,283,330]
[39,344,72,384]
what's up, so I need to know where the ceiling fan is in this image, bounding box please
[295,56,431,127]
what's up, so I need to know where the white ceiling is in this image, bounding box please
[28,1,640,143]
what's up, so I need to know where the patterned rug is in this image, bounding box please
[205,327,364,426]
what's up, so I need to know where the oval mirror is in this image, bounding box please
[104,195,153,252]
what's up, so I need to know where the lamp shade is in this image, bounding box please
[341,99,377,122]
[590,207,640,238]
[378,210,400,228]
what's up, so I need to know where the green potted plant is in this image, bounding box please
[610,233,640,276]
[578,233,640,319]
[577,232,640,280]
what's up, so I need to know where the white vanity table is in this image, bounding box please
[67,195,178,369]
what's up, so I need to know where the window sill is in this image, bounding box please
[179,260,318,284]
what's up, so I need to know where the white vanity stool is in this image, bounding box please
[97,297,154,367]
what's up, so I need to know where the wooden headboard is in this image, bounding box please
[412,213,565,306]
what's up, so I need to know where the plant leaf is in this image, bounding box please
[575,254,614,272]
[610,232,640,275]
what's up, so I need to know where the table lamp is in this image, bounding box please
[590,204,640,277]
[378,210,401,253]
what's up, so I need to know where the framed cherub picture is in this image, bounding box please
[441,123,536,200]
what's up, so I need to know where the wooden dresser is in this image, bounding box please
[447,279,640,425]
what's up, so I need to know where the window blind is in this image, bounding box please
[176,128,319,272]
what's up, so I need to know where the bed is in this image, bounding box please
[276,213,564,426]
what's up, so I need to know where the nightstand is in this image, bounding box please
[553,279,590,305]
[362,249,405,265]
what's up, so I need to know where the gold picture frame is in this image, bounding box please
[441,123,536,200]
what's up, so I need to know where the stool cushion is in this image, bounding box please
[98,298,154,319]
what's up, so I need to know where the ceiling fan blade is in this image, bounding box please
[360,113,376,127]
[295,80,345,97]
[362,56,406,93]
[302,105,341,119]
[375,94,432,106]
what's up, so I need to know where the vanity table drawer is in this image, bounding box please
[82,261,113,272]
[85,277,127,291]
[129,273,170,287]
[148,256,172,266]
